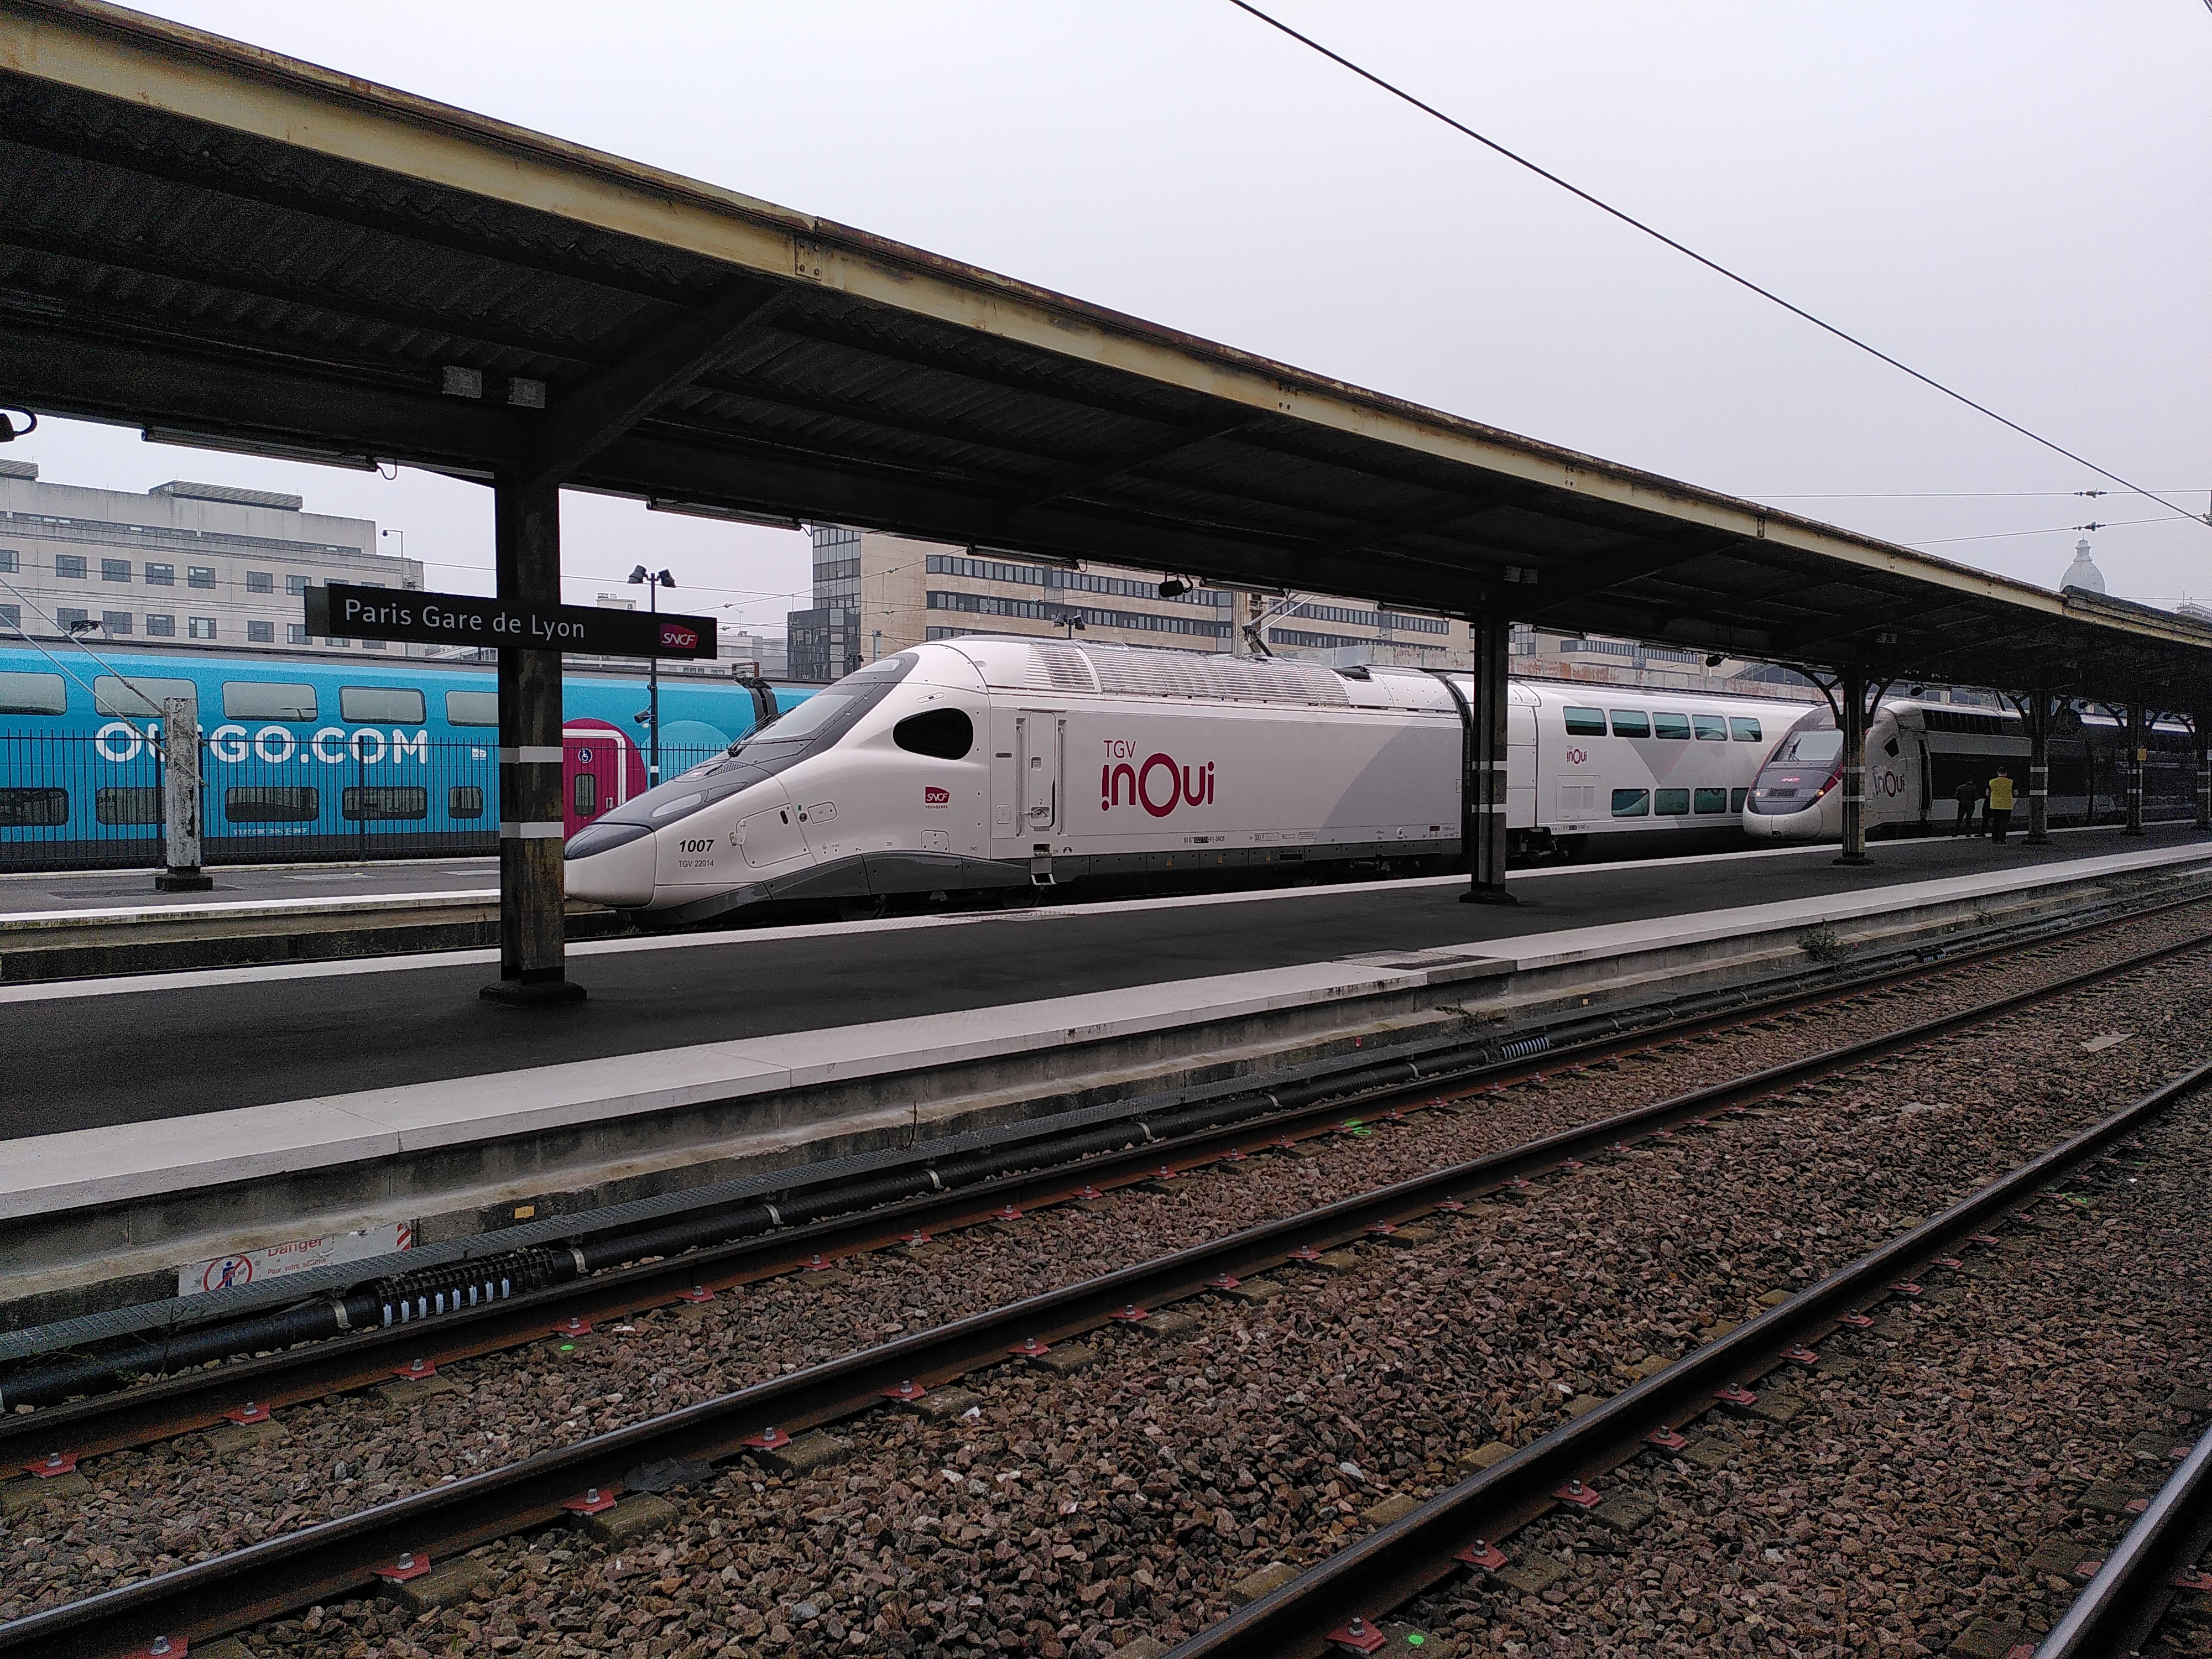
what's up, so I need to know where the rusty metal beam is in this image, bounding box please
[521,284,786,489]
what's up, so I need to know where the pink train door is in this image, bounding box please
[562,720,637,837]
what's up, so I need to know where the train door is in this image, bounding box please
[562,721,631,837]
[1015,710,1061,834]
[1506,686,1538,830]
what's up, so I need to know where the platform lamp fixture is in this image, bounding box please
[629,565,676,786]
[1053,610,1086,640]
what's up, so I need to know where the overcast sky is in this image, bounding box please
[14,1,2208,633]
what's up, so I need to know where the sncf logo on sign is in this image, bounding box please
[1101,753,1215,818]
[923,786,950,807]
[659,621,700,652]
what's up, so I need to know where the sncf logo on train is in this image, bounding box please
[1100,752,1217,818]
[923,786,950,807]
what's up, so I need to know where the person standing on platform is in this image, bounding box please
[1953,775,1981,836]
[1986,766,2016,844]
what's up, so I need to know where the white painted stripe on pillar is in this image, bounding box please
[498,747,565,764]
[498,821,566,839]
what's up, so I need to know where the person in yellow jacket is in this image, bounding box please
[1986,766,2016,843]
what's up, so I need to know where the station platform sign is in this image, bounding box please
[306,583,718,658]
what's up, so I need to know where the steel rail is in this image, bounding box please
[1162,1058,2212,1659]
[2038,1419,2212,1657]
[6,904,2206,1471]
[6,948,2212,1657]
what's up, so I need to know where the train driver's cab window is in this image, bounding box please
[1693,787,1730,815]
[339,686,426,724]
[93,676,196,721]
[223,682,318,721]
[1652,712,1692,740]
[1692,714,1728,741]
[893,707,974,759]
[0,671,67,715]
[1654,788,1691,815]
[1608,710,1650,738]
[445,690,499,727]
[1611,789,1650,817]
[1562,707,1607,737]
[1728,717,1764,743]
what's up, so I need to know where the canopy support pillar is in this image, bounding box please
[2197,718,2210,830]
[482,473,583,1006]
[1833,666,1870,865]
[2124,696,2146,837]
[2023,690,2052,846]
[1460,614,1515,905]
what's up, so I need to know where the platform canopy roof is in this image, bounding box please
[3,0,2210,711]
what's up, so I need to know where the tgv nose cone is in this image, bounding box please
[565,829,656,907]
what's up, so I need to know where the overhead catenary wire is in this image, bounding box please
[1225,1,2209,533]
[1910,513,2194,548]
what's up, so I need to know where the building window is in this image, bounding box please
[0,549,17,573]
[55,554,86,580]
[101,559,132,583]
[0,604,19,632]
[144,562,175,586]
[247,620,275,643]
[287,623,310,644]
[147,615,176,638]
[56,606,88,628]
[187,617,217,640]
[246,571,274,594]
[102,611,133,635]
[187,566,215,589]
[285,575,312,596]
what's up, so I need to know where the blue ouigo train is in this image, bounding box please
[0,641,812,871]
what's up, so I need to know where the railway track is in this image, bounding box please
[3,908,2210,1656]
[6,883,2208,1430]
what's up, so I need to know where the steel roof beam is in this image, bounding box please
[521,284,787,491]
[998,409,1264,517]
[1512,531,1740,620]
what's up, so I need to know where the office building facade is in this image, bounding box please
[0,462,419,654]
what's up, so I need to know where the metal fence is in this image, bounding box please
[0,733,732,872]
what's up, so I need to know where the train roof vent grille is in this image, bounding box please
[1021,642,1101,694]
[1091,652,1215,699]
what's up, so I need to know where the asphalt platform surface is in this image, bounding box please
[5,823,2205,1139]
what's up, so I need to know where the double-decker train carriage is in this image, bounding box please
[564,636,1814,925]
[1743,697,2198,841]
[0,644,807,869]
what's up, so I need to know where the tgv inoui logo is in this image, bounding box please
[1100,753,1215,818]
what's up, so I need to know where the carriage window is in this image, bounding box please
[344,786,429,822]
[1692,714,1728,741]
[340,686,425,723]
[1693,787,1730,815]
[94,676,196,719]
[96,787,166,825]
[1562,707,1607,737]
[448,786,485,820]
[1730,787,1749,812]
[223,681,317,721]
[1652,712,1691,740]
[893,707,974,760]
[0,671,66,715]
[1654,788,1691,815]
[1610,789,1650,817]
[445,690,499,727]
[1608,710,1650,738]
[227,786,319,823]
[0,787,68,827]
[573,773,599,818]
[1729,717,1763,743]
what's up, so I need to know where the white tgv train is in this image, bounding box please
[565,637,1812,925]
[1744,697,2199,841]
